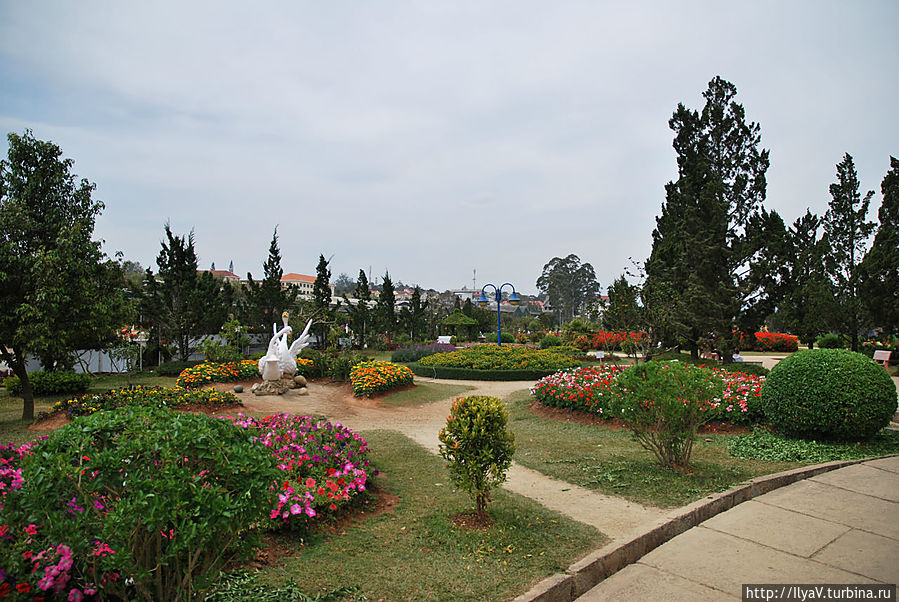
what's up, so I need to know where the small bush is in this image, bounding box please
[614,361,725,468]
[539,334,562,349]
[390,343,456,363]
[816,333,844,349]
[0,406,278,600]
[759,349,897,441]
[4,370,91,396]
[326,350,366,382]
[438,396,515,520]
[199,338,242,363]
[298,348,326,378]
[487,331,516,344]
[724,362,769,376]
[155,360,204,376]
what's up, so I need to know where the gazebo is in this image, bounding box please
[440,310,479,342]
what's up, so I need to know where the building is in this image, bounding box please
[281,273,333,299]
[202,270,241,284]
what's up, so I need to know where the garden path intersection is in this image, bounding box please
[231,371,899,602]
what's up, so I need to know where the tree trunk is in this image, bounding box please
[2,348,34,421]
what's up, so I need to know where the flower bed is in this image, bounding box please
[571,331,645,351]
[176,359,314,388]
[531,364,764,424]
[735,332,799,352]
[418,344,579,372]
[349,361,414,396]
[390,342,455,363]
[222,414,373,529]
[39,386,241,420]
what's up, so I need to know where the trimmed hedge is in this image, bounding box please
[4,371,92,396]
[408,363,560,381]
[156,360,205,376]
[760,348,897,441]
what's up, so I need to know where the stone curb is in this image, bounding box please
[512,454,899,602]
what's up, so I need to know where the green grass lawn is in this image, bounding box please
[252,430,605,601]
[381,381,474,408]
[506,390,801,508]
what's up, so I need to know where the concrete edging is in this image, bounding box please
[512,454,899,602]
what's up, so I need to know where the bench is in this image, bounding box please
[873,350,893,370]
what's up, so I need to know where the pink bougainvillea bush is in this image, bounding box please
[221,413,374,530]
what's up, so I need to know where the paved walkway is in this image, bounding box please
[577,455,899,601]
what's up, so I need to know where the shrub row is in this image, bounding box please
[155,360,204,376]
[418,344,579,372]
[4,371,92,396]
[735,331,799,352]
[409,363,563,381]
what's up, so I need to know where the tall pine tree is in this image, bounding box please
[860,156,899,337]
[245,228,297,332]
[343,269,372,348]
[376,271,396,340]
[312,254,333,348]
[822,153,875,351]
[645,76,770,361]
[401,286,429,341]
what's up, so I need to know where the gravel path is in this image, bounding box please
[233,377,667,539]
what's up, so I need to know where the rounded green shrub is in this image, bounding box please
[539,334,562,349]
[5,370,91,396]
[438,395,515,520]
[816,333,844,349]
[760,349,897,440]
[0,405,279,600]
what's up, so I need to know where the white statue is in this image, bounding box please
[258,312,313,381]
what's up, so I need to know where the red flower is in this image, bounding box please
[16,583,31,593]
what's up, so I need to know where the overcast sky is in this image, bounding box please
[1,1,896,295]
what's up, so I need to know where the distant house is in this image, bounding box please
[202,270,241,283]
[281,273,333,299]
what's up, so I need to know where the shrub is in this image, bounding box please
[751,332,799,352]
[759,349,897,441]
[390,343,456,363]
[539,334,562,349]
[350,361,414,396]
[39,385,241,420]
[4,370,91,396]
[486,331,516,344]
[816,333,844,349]
[438,396,515,520]
[0,406,279,601]
[614,361,725,468]
[221,414,372,531]
[326,350,366,382]
[298,348,326,378]
[199,338,242,363]
[572,331,645,351]
[155,360,204,376]
[418,344,579,372]
[725,362,769,376]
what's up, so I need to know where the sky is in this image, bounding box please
[1,1,896,295]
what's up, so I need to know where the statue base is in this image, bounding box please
[251,376,309,396]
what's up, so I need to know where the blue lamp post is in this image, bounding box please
[478,283,520,345]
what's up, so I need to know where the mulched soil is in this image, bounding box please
[525,400,751,435]
[450,511,494,530]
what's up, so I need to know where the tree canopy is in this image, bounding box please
[536,254,599,323]
[245,227,297,333]
[860,156,899,336]
[0,130,126,419]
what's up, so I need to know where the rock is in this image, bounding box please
[251,383,259,391]
[252,380,291,396]
[233,384,244,393]
[297,387,308,396]
[294,375,307,387]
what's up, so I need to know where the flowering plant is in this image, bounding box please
[349,361,414,396]
[419,344,578,372]
[37,386,240,421]
[221,414,373,530]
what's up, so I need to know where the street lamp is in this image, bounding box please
[477,282,520,345]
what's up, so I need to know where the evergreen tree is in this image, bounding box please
[142,224,233,362]
[860,156,899,336]
[312,254,333,348]
[776,211,834,347]
[245,228,297,333]
[376,271,396,339]
[343,269,371,348]
[603,275,642,333]
[645,76,770,361]
[0,131,127,419]
[741,209,792,333]
[822,153,875,351]
[401,286,429,341]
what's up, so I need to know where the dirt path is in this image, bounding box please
[231,378,667,539]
